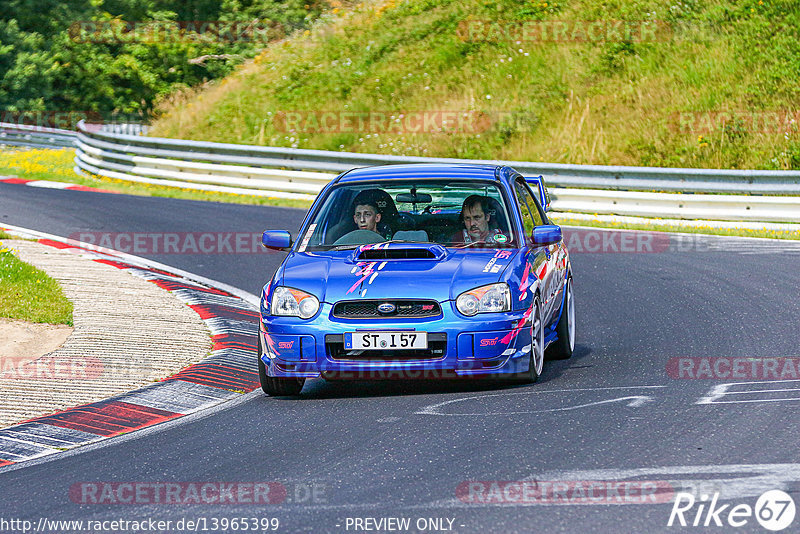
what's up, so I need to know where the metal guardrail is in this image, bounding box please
[0,122,149,150]
[0,119,792,223]
[0,122,78,149]
[74,121,800,192]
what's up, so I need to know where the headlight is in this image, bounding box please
[456,283,511,316]
[271,286,320,319]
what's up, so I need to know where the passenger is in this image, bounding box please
[451,195,504,245]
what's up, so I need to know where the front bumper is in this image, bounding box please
[260,301,538,379]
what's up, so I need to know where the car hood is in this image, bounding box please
[279,245,520,303]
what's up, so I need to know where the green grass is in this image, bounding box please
[0,148,313,209]
[0,242,74,325]
[150,0,800,170]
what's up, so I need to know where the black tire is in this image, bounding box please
[257,332,305,396]
[517,296,544,384]
[546,276,575,360]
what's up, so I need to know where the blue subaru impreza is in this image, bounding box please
[258,164,575,395]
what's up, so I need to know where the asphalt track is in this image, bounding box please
[2,182,800,533]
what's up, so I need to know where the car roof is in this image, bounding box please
[335,163,509,183]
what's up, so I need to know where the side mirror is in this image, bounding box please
[532,225,562,246]
[262,230,292,251]
[526,175,551,212]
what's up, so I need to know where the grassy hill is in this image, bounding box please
[150,0,800,170]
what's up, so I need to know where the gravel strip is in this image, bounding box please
[0,240,211,427]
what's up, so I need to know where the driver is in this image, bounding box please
[353,199,381,233]
[452,195,504,245]
[351,190,392,238]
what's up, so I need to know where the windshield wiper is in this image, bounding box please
[377,239,429,245]
[452,240,514,249]
[453,240,489,248]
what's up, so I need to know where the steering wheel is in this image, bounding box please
[332,229,385,246]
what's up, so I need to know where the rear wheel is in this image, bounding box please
[258,332,305,396]
[518,296,544,384]
[546,276,575,360]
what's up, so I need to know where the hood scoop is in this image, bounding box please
[354,243,448,261]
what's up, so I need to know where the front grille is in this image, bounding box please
[333,300,442,319]
[326,333,447,361]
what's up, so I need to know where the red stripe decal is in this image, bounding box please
[519,263,530,288]
[0,459,13,467]
[501,301,535,345]
[537,262,548,280]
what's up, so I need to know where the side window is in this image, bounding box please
[514,179,544,242]
[526,183,549,224]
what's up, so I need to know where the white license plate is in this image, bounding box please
[344,331,427,350]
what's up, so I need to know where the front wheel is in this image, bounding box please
[257,332,305,396]
[546,276,575,360]
[518,296,544,384]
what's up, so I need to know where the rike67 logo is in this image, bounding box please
[668,490,796,531]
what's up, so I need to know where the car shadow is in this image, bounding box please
[541,343,594,382]
[265,342,594,401]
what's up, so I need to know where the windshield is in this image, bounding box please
[296,179,517,251]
